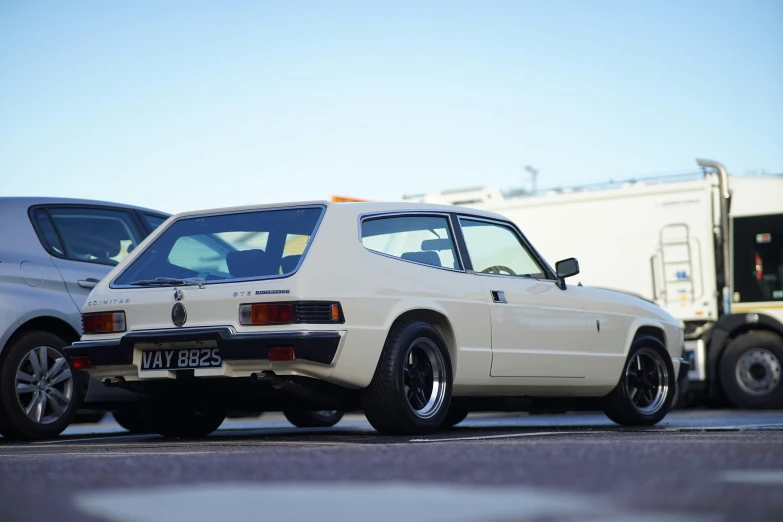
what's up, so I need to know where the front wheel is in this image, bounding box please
[361,320,453,435]
[283,410,344,428]
[603,336,675,426]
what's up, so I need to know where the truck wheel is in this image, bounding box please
[139,399,227,438]
[719,331,783,409]
[440,406,469,429]
[603,336,675,426]
[361,320,453,435]
[0,332,80,440]
[283,410,344,428]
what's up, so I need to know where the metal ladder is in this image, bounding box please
[656,223,697,306]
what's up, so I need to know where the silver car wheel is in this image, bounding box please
[735,348,781,396]
[624,347,669,415]
[15,346,73,425]
[402,337,447,420]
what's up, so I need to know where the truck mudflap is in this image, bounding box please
[64,327,342,367]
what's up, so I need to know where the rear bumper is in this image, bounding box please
[675,356,690,393]
[64,327,342,367]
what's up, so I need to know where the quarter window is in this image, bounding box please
[361,215,461,270]
[460,219,546,278]
[33,207,142,266]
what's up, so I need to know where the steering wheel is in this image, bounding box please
[481,265,517,276]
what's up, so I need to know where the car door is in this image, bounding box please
[30,206,146,310]
[457,216,591,378]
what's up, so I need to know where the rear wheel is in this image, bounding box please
[719,331,783,409]
[361,320,452,435]
[0,332,80,440]
[112,408,150,433]
[440,406,469,429]
[283,410,344,428]
[603,336,675,426]
[139,399,227,438]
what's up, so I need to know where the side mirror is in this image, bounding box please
[555,258,579,289]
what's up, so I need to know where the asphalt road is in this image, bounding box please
[2,409,783,522]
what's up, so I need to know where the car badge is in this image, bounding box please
[172,303,187,327]
[174,289,184,301]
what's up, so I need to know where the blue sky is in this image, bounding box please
[1,1,781,214]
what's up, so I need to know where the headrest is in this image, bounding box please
[226,249,272,278]
[280,255,301,274]
[421,238,453,251]
[401,251,442,267]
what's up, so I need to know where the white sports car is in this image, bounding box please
[65,201,688,436]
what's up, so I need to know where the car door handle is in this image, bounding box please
[78,278,101,289]
[491,290,507,303]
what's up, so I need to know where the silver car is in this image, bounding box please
[0,197,168,439]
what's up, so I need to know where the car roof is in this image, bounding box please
[167,200,511,222]
[0,196,169,216]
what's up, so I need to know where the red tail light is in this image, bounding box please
[70,356,92,369]
[239,303,294,325]
[82,312,126,334]
[268,347,295,361]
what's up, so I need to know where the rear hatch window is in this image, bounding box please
[112,206,324,287]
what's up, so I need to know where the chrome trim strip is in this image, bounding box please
[71,327,342,348]
[109,204,327,289]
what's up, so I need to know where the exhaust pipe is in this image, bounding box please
[696,158,732,315]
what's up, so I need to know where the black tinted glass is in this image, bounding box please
[32,209,65,256]
[733,214,783,303]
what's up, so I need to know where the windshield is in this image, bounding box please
[112,206,325,286]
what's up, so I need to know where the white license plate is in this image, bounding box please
[140,348,222,370]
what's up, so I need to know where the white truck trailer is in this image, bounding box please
[405,159,783,409]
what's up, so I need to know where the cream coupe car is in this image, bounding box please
[64,201,687,437]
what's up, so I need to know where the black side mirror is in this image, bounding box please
[555,258,579,289]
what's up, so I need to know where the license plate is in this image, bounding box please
[140,348,222,370]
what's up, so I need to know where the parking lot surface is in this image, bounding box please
[1,409,782,522]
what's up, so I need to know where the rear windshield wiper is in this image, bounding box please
[129,277,206,288]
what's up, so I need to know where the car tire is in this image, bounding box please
[283,410,344,428]
[603,336,675,426]
[0,331,80,440]
[361,320,453,435]
[719,331,783,409]
[139,399,227,438]
[112,408,151,433]
[440,406,469,429]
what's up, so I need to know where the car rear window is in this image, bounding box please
[113,206,324,286]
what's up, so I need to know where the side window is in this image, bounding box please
[143,214,168,231]
[460,219,546,278]
[31,209,65,256]
[361,215,461,270]
[40,207,142,266]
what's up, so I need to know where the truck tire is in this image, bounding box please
[0,331,80,440]
[603,336,675,426]
[283,410,344,428]
[719,331,783,409]
[361,320,453,435]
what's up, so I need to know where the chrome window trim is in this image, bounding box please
[109,204,327,289]
[358,210,466,273]
[456,214,558,282]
